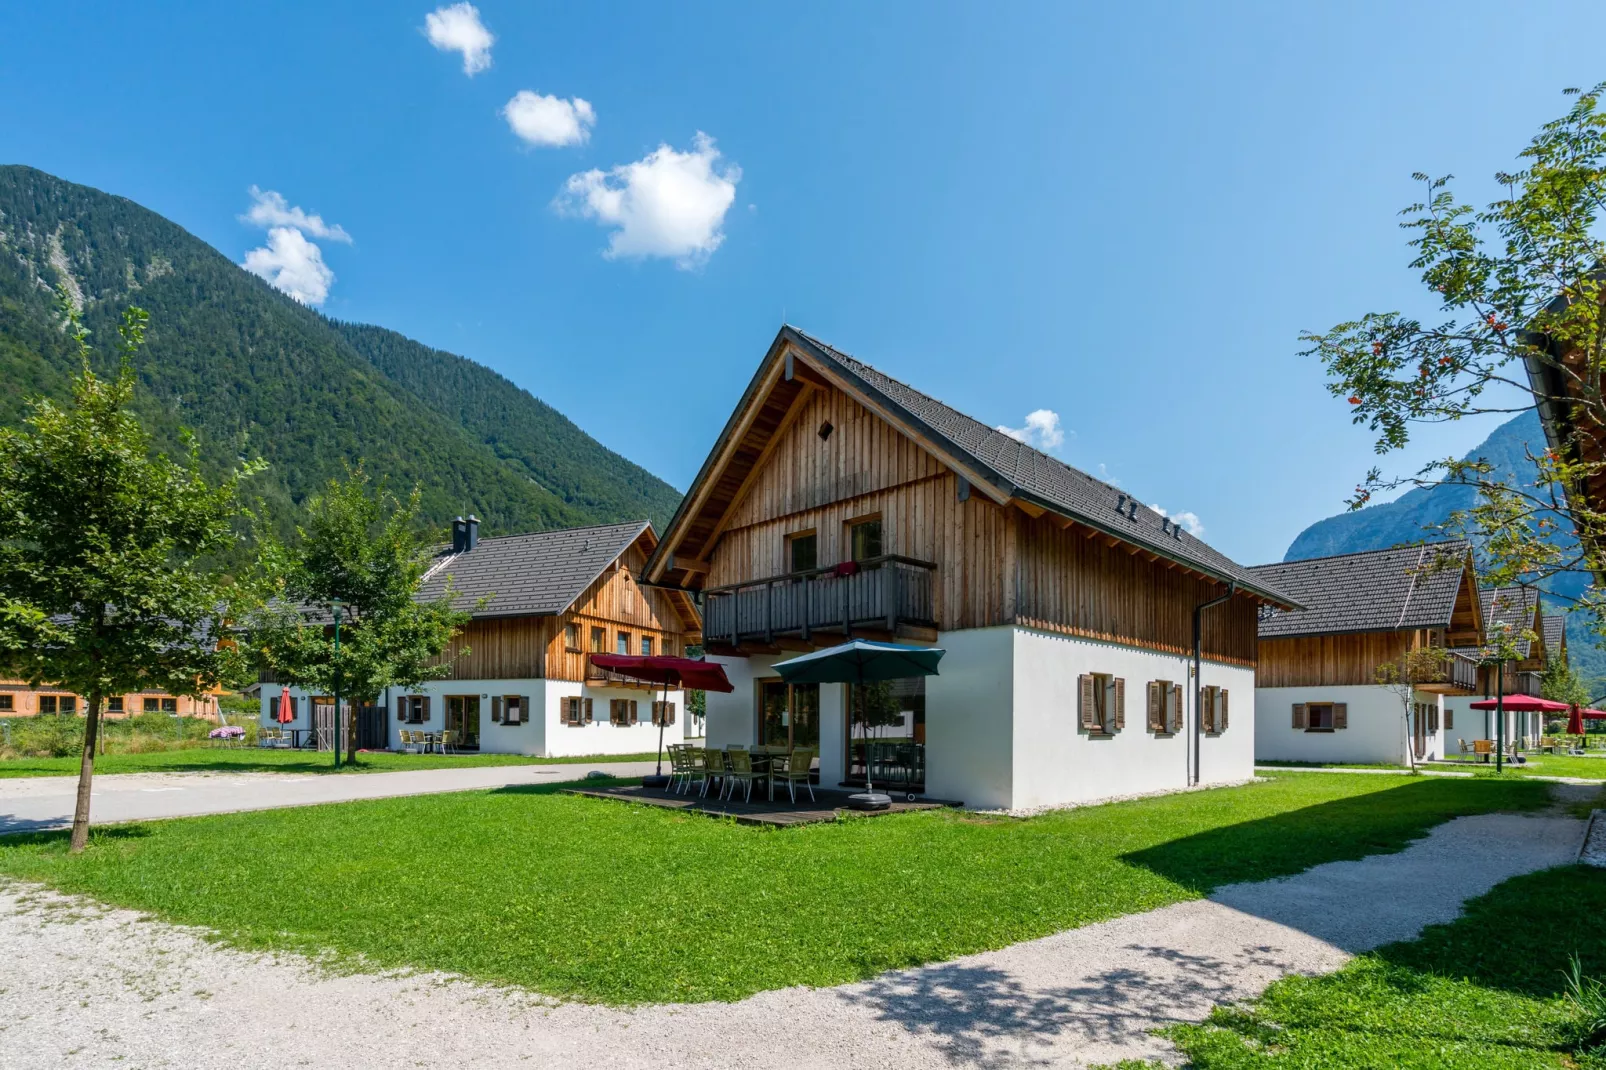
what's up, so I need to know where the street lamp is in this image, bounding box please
[330,599,343,770]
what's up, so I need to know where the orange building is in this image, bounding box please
[0,682,223,720]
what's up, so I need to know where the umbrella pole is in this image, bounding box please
[656,681,668,778]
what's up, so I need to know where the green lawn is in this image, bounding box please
[1162,864,1606,1069]
[0,747,662,778]
[0,772,1555,1005]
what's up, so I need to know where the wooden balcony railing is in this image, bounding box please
[1446,652,1478,693]
[703,555,938,647]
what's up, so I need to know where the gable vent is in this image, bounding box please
[818,421,834,442]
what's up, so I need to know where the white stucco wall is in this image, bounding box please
[1254,685,1448,765]
[924,627,1016,809]
[262,679,683,757]
[1006,628,1255,811]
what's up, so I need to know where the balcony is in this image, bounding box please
[1417,652,1480,695]
[703,555,938,649]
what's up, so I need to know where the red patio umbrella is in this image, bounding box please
[1467,694,1570,712]
[277,685,295,725]
[587,654,734,788]
[1569,704,1587,737]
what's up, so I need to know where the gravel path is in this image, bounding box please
[0,800,1587,1069]
[0,761,660,835]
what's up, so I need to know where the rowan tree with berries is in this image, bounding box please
[1307,82,1606,638]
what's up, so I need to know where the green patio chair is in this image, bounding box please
[667,744,694,793]
[722,748,760,803]
[679,746,706,795]
[699,747,726,798]
[770,747,817,804]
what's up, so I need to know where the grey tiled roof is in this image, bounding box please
[418,521,650,618]
[1481,586,1540,658]
[789,330,1295,607]
[1543,612,1566,658]
[1246,541,1471,639]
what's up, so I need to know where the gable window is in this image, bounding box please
[1201,686,1230,734]
[641,635,654,656]
[609,698,638,726]
[1147,680,1183,734]
[847,517,883,563]
[1293,702,1346,732]
[565,623,580,651]
[617,630,631,655]
[788,531,817,574]
[1078,673,1124,735]
[590,626,605,653]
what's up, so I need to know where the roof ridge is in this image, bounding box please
[1249,539,1470,571]
[471,519,649,545]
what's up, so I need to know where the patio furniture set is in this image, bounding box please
[665,743,818,804]
[398,729,460,755]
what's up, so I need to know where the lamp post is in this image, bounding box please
[330,599,343,770]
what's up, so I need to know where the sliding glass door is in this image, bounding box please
[846,678,926,791]
[446,695,481,750]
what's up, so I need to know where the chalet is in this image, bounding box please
[642,327,1295,811]
[1247,542,1484,765]
[1443,585,1554,749]
[260,518,703,757]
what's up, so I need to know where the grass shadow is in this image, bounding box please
[1121,776,1552,894]
[0,823,153,848]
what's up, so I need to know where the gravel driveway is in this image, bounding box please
[0,796,1587,1069]
[0,760,660,835]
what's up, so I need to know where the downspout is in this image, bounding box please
[1192,582,1236,787]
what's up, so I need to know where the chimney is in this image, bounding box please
[465,515,480,552]
[451,516,468,554]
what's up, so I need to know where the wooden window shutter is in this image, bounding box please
[1169,685,1184,734]
[1333,702,1347,730]
[395,697,406,722]
[1146,682,1161,731]
[1200,687,1212,733]
[667,701,676,725]
[520,696,531,724]
[1112,678,1125,731]
[491,696,503,724]
[1292,702,1306,730]
[584,697,594,724]
[631,699,640,724]
[1079,675,1097,730]
[422,696,431,721]
[1220,689,1229,731]
[1445,709,1453,730]
[1429,706,1439,733]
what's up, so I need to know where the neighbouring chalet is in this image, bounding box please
[642,326,1296,810]
[260,518,703,757]
[1247,542,1484,765]
[1443,584,1557,748]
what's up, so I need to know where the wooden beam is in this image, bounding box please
[1010,498,1045,519]
[697,380,815,556]
[670,556,711,575]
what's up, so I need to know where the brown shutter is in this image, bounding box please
[584,697,594,724]
[631,699,640,724]
[1147,682,1161,731]
[1292,702,1306,729]
[1169,685,1184,734]
[395,697,405,722]
[1079,675,1096,730]
[667,701,676,725]
[1333,702,1347,730]
[422,696,431,721]
[491,696,503,724]
[1112,678,1125,731]
[1220,689,1228,731]
[1445,709,1453,731]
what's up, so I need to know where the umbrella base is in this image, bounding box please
[641,774,671,790]
[847,791,892,811]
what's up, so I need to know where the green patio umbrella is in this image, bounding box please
[771,639,944,810]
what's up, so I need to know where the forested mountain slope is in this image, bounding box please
[0,165,681,537]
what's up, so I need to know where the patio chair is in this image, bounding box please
[770,747,817,805]
[677,746,706,795]
[437,730,456,755]
[666,745,691,793]
[699,747,726,798]
[722,748,760,803]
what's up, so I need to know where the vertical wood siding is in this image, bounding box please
[1256,631,1417,687]
[706,381,1256,664]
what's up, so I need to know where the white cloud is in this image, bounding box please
[423,2,494,75]
[1150,504,1205,537]
[995,409,1066,451]
[240,187,351,243]
[503,91,595,147]
[242,227,335,305]
[554,132,740,268]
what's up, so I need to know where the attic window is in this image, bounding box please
[818,421,834,442]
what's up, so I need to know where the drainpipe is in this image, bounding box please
[1192,582,1236,787]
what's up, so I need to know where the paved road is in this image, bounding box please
[0,760,659,835]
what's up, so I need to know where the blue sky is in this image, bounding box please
[3,1,1604,564]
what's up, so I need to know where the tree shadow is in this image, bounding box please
[0,823,152,845]
[843,943,1303,1067]
[487,775,635,797]
[1121,776,1550,894]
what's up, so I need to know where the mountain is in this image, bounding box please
[0,165,682,539]
[1282,409,1604,689]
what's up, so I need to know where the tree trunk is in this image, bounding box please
[69,690,102,854]
[344,700,359,764]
